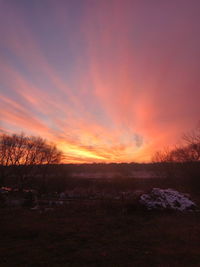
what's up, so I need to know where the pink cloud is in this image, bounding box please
[0,0,199,162]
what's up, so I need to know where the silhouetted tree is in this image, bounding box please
[152,126,200,163]
[152,126,200,188]
[0,133,63,189]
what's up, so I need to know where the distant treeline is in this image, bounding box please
[0,161,185,178]
[1,127,200,193]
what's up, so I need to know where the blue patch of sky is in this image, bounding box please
[13,0,88,81]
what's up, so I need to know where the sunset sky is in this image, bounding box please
[0,0,200,163]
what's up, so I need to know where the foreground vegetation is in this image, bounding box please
[1,199,200,267]
[1,176,200,267]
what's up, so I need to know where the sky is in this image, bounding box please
[0,0,200,163]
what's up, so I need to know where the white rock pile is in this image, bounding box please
[139,188,198,211]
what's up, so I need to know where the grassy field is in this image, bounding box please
[1,198,200,267]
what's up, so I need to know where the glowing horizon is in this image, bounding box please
[0,0,200,163]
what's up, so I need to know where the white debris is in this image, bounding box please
[139,188,198,211]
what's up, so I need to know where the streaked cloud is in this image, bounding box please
[0,0,200,163]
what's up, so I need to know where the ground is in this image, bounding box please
[1,200,200,267]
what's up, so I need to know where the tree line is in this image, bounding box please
[0,133,63,191]
[152,126,200,190]
[1,127,200,192]
[152,126,200,163]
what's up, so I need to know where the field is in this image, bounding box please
[1,163,200,267]
[1,196,200,267]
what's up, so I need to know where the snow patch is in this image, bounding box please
[139,188,198,211]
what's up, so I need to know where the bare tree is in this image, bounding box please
[151,125,200,183]
[152,147,173,163]
[152,126,200,164]
[181,126,200,161]
[0,133,63,189]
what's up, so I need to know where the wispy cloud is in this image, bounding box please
[0,0,200,162]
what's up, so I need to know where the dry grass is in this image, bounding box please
[1,199,200,267]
